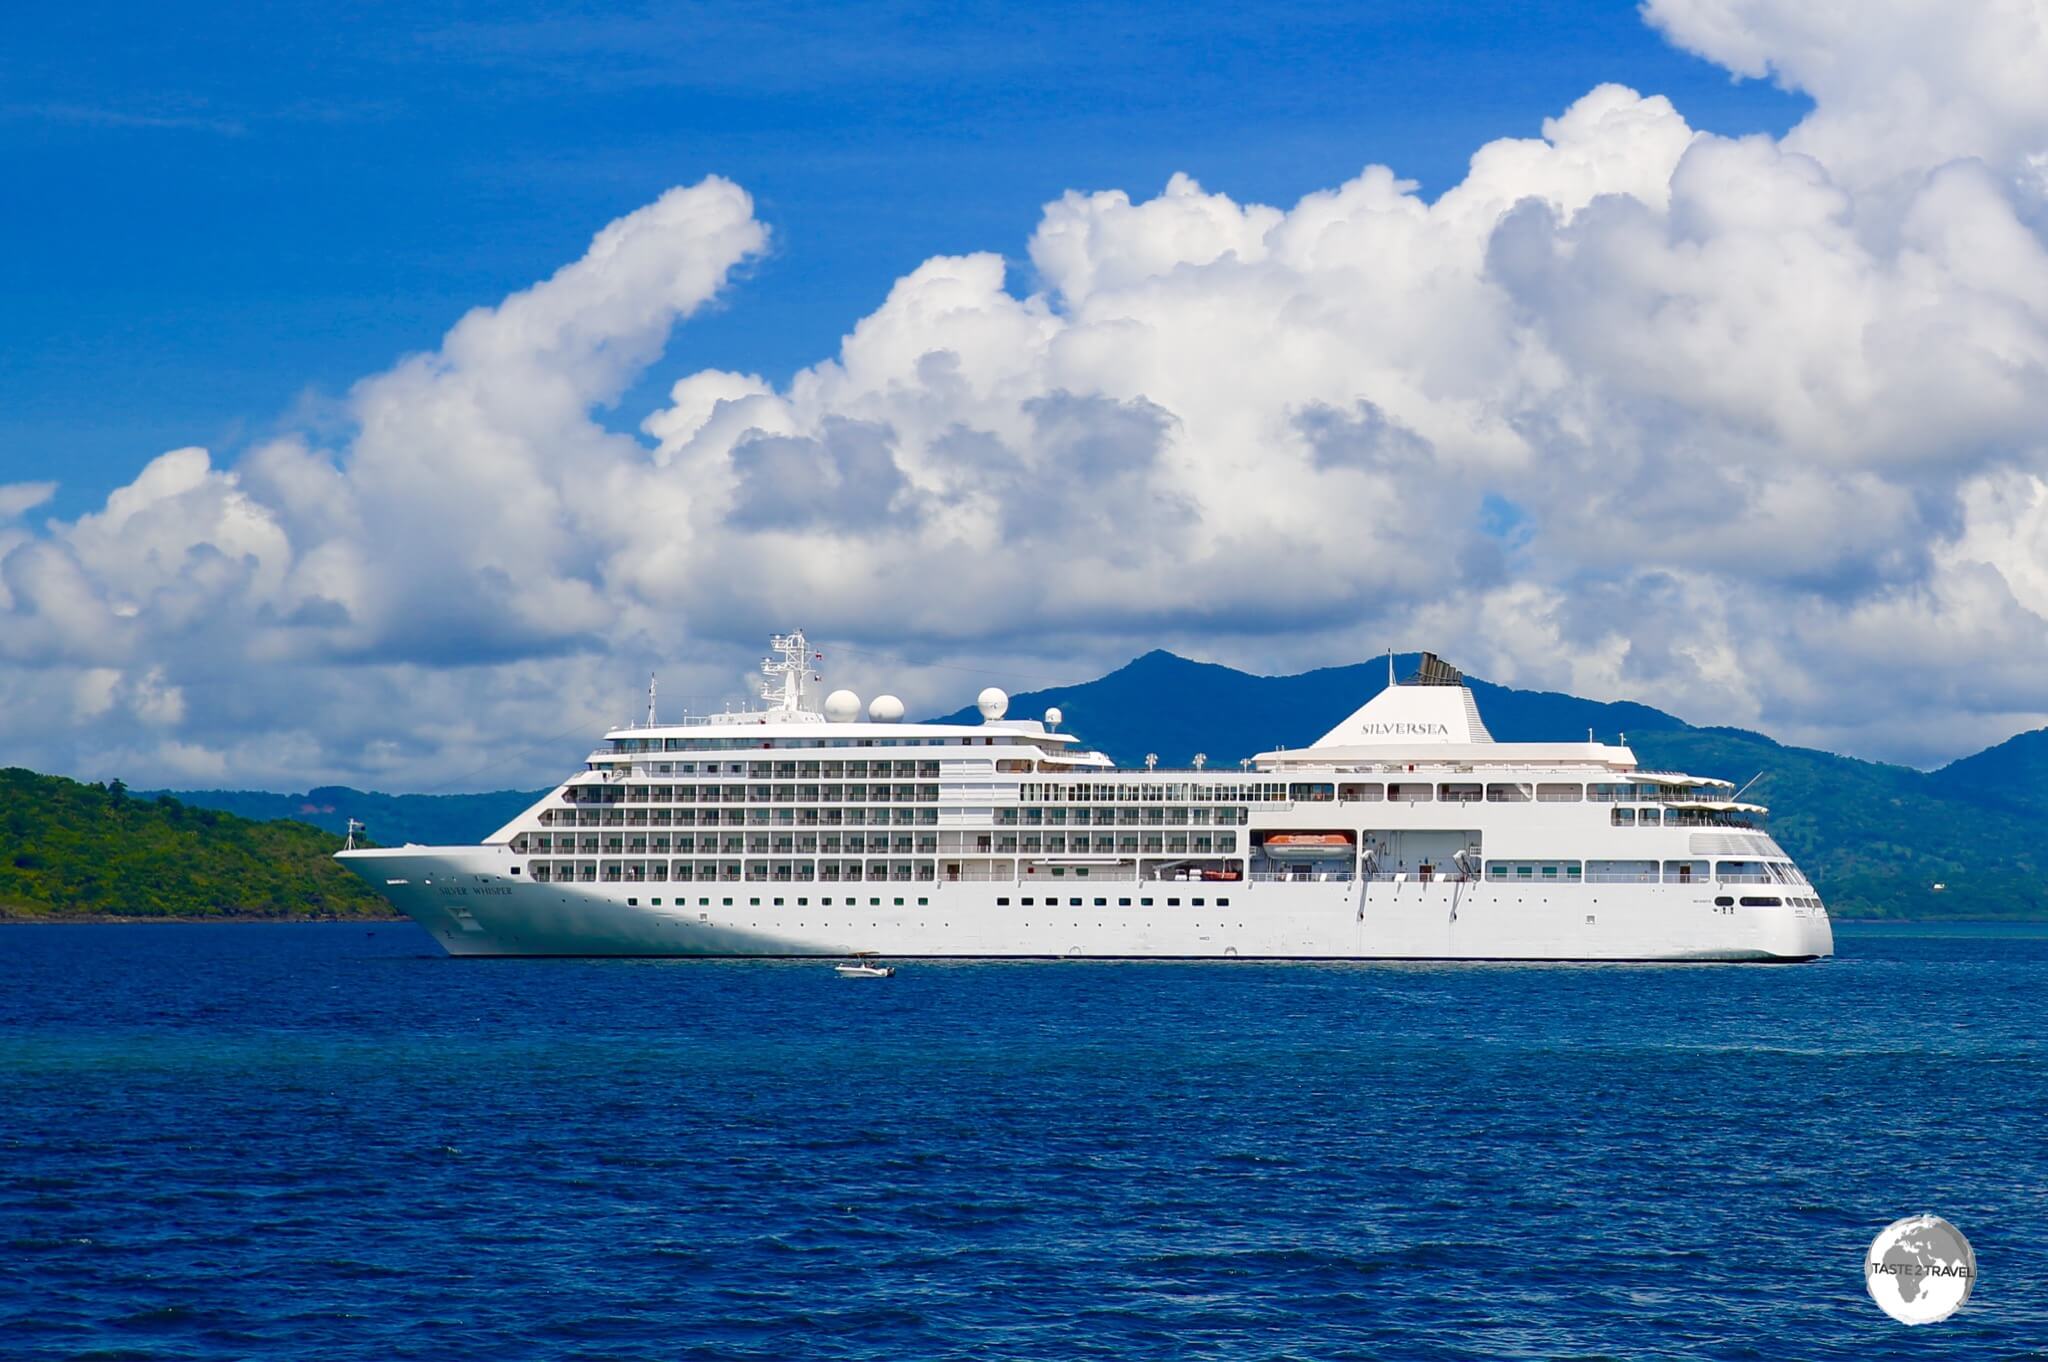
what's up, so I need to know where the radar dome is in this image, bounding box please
[823,689,862,723]
[976,686,1009,721]
[868,694,905,723]
[1044,706,1063,730]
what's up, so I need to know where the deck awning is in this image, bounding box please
[1633,772,1736,788]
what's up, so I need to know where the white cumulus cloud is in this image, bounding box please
[5,3,2048,786]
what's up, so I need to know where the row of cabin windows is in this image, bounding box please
[609,736,1005,753]
[536,863,940,884]
[537,812,1262,845]
[562,784,1722,819]
[1300,781,1702,804]
[611,889,1808,912]
[520,827,1236,852]
[585,785,943,802]
[545,801,1248,825]
[566,777,1712,807]
[1017,781,1285,802]
[542,809,938,828]
[612,893,1244,911]
[1609,807,1751,826]
[995,896,1230,908]
[567,767,937,795]
[622,895,931,908]
[1480,859,1804,884]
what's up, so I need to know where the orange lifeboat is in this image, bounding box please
[1261,832,1356,862]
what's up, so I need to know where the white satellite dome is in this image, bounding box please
[823,689,862,723]
[1044,706,1063,730]
[976,686,1009,721]
[868,694,905,723]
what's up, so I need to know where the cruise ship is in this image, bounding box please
[337,633,1834,962]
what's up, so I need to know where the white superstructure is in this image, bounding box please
[338,634,1834,962]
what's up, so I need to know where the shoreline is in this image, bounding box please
[0,914,409,925]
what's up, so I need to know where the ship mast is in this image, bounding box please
[760,630,813,714]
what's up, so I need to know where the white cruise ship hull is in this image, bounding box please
[339,846,1834,963]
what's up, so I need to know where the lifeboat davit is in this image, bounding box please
[1261,832,1356,862]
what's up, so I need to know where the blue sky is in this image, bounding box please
[2,1,1804,519]
[9,0,2046,787]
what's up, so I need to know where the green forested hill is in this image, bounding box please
[1925,727,2048,819]
[0,769,391,921]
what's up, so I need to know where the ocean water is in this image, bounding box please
[1,922,2043,1361]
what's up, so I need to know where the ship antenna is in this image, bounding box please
[1388,649,1395,688]
[762,630,810,713]
[646,673,657,727]
[1732,770,1767,802]
[343,817,364,852]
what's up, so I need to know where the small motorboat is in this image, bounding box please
[834,952,895,978]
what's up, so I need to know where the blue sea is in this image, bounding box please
[2,922,2043,1360]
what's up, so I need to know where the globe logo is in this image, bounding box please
[1865,1215,1975,1325]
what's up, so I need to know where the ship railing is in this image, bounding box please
[1248,871,1359,882]
[1581,873,1661,883]
[1716,874,1775,884]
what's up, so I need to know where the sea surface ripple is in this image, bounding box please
[1,921,2044,1360]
